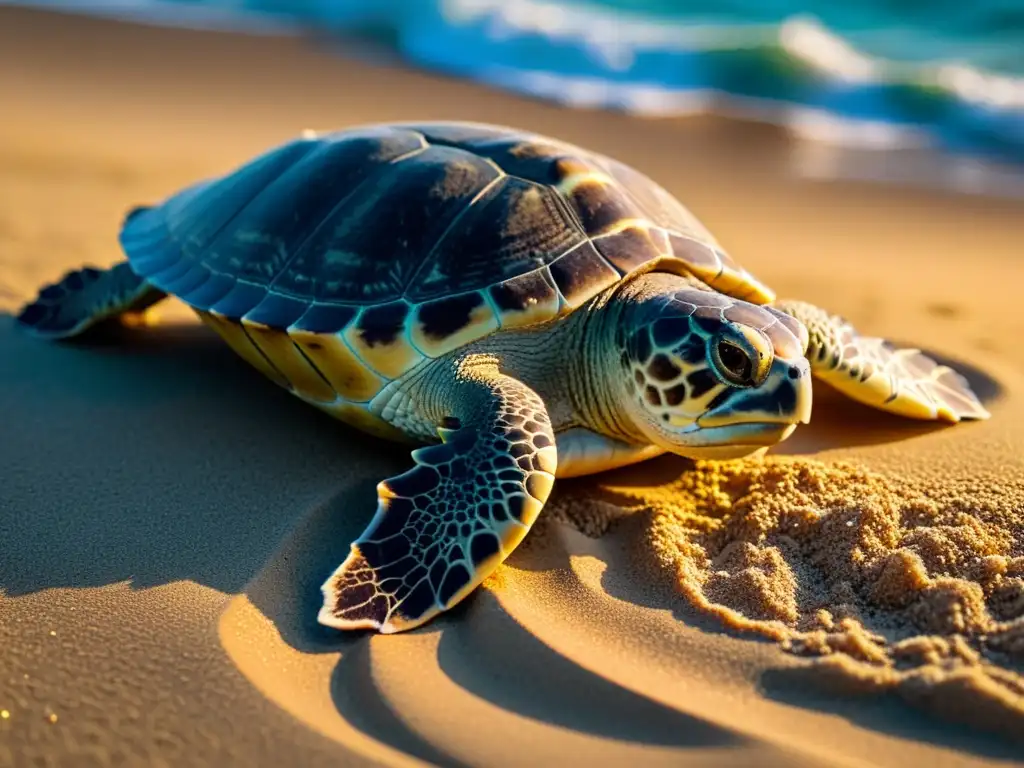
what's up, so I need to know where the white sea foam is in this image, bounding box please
[4,0,1023,197]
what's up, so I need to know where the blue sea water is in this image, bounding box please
[6,0,1024,164]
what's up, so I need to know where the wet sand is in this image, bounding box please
[1,7,1023,766]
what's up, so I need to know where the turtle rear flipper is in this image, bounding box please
[774,299,989,422]
[16,260,166,340]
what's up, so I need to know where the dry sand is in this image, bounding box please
[2,7,1023,767]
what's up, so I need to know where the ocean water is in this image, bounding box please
[6,0,1024,167]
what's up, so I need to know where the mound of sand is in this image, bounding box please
[552,456,1024,740]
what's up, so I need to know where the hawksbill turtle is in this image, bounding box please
[16,121,989,633]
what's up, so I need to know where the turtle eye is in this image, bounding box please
[713,339,757,387]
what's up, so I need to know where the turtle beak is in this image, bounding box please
[697,356,812,430]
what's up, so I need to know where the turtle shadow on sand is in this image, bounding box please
[530,458,1019,759]
[3,307,1011,762]
[237,475,749,765]
[0,313,407,598]
[507,492,1023,761]
[232,365,1010,766]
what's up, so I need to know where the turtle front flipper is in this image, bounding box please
[773,299,989,422]
[319,361,557,634]
[16,260,166,340]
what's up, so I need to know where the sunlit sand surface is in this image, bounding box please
[2,6,1023,766]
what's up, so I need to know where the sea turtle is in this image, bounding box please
[16,121,989,634]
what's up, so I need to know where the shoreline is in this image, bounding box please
[4,4,1024,202]
[4,2,1024,186]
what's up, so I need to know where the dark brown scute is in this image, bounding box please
[645,385,662,406]
[412,124,572,183]
[121,122,743,327]
[244,292,308,327]
[565,179,643,235]
[667,234,722,274]
[547,243,620,307]
[278,145,502,303]
[203,131,427,286]
[182,272,236,310]
[407,177,586,302]
[478,139,569,182]
[488,268,558,313]
[158,262,211,297]
[293,303,358,334]
[415,293,485,342]
[356,301,411,347]
[593,226,664,274]
[208,280,266,318]
[601,156,707,238]
[164,139,319,258]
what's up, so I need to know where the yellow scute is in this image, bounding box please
[288,328,385,403]
[242,319,337,403]
[195,310,289,390]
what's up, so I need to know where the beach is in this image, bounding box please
[1,6,1023,766]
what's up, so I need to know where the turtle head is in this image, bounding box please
[617,287,812,460]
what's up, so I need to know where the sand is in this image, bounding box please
[1,6,1023,767]
[551,458,1024,741]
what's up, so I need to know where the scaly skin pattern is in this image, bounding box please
[575,272,814,460]
[773,299,990,422]
[319,355,557,633]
